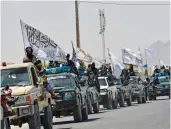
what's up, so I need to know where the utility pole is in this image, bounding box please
[99,9,106,64]
[75,0,81,48]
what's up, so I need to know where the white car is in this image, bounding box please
[98,76,118,109]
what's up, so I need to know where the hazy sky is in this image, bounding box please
[1,1,170,63]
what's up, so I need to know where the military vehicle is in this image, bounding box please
[79,76,100,114]
[98,76,118,109]
[129,76,146,104]
[149,73,170,100]
[1,62,54,129]
[115,71,134,107]
[46,66,88,122]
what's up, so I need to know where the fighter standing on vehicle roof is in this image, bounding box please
[66,54,79,76]
[91,62,100,93]
[25,47,37,64]
[128,64,136,76]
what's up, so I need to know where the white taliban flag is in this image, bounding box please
[20,20,66,63]
[108,49,124,78]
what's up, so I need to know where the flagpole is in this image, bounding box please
[20,20,27,57]
[144,49,148,76]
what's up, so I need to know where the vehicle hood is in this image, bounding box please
[53,86,75,92]
[100,86,108,90]
[160,82,170,86]
[114,85,121,89]
[10,85,36,95]
[130,84,138,88]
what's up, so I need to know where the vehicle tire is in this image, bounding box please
[118,92,125,107]
[153,95,157,100]
[149,95,153,101]
[106,95,112,109]
[42,104,53,129]
[87,97,93,114]
[112,99,118,109]
[73,99,82,122]
[142,96,146,103]
[126,94,132,106]
[82,102,88,121]
[137,95,142,104]
[93,101,99,113]
[28,105,41,129]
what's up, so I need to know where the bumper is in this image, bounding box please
[12,105,34,119]
[100,92,107,96]
[132,91,141,97]
[155,89,170,96]
[149,89,170,96]
[54,100,76,110]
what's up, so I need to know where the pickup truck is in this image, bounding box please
[129,76,146,104]
[79,76,100,114]
[46,67,88,122]
[115,79,133,107]
[1,63,54,129]
[98,76,118,109]
[149,75,170,100]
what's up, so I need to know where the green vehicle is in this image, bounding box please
[47,72,88,122]
[129,76,146,104]
[79,76,100,114]
[115,80,132,107]
[149,75,170,100]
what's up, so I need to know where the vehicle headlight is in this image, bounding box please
[64,92,75,100]
[12,95,32,105]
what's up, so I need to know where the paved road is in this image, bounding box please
[11,96,170,129]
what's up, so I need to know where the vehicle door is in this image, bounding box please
[30,66,45,110]
[74,76,84,105]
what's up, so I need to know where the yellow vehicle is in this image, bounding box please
[1,62,54,129]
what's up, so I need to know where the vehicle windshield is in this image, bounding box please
[158,76,170,83]
[48,75,73,87]
[1,67,30,87]
[98,78,107,86]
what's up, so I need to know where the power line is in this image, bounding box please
[80,1,170,5]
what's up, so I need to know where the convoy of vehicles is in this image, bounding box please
[46,66,88,122]
[1,62,169,129]
[1,63,54,129]
[98,76,118,109]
